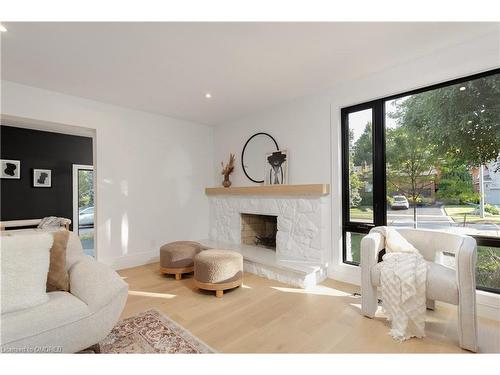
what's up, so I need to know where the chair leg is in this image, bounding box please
[215,290,223,298]
[426,299,435,310]
[175,273,182,280]
[458,299,478,352]
[361,283,378,318]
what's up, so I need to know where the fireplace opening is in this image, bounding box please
[241,213,277,250]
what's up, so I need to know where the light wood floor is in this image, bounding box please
[118,262,500,353]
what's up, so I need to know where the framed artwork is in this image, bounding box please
[33,169,52,187]
[1,159,21,179]
[264,150,288,185]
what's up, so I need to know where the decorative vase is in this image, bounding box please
[222,175,232,188]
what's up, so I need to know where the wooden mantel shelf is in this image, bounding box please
[205,184,330,197]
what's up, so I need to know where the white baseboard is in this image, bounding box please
[476,290,500,321]
[327,263,360,286]
[100,250,159,271]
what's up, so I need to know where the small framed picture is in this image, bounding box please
[1,159,21,179]
[264,150,288,185]
[33,169,52,187]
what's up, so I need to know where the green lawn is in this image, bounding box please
[477,245,500,290]
[347,232,363,264]
[444,205,500,224]
[79,232,94,241]
[350,207,374,221]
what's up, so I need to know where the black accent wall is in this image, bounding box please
[0,125,93,227]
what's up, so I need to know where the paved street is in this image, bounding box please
[388,206,452,225]
[388,205,499,237]
[78,226,95,257]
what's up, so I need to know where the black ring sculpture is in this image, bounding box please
[241,132,279,183]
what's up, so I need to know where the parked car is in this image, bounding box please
[391,195,409,210]
[79,206,94,227]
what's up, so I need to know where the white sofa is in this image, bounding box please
[360,227,478,352]
[0,230,128,353]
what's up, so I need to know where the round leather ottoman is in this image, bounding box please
[160,241,206,280]
[194,249,243,297]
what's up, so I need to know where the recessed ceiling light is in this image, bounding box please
[459,86,466,91]
[205,93,212,99]
[0,24,7,33]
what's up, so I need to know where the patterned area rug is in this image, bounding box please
[97,309,215,354]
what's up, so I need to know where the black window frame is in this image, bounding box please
[340,67,500,293]
[341,101,386,266]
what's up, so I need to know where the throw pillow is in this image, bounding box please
[0,232,53,314]
[46,230,70,292]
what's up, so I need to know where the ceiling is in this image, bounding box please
[1,22,498,125]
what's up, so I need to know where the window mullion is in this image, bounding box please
[372,100,386,227]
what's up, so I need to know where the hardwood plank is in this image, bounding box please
[118,262,500,353]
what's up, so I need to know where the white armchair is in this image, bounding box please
[360,227,478,352]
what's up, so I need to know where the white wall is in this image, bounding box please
[213,93,332,186]
[213,29,500,312]
[1,81,214,269]
[212,91,334,264]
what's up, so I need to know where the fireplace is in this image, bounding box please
[240,213,277,250]
[207,188,330,288]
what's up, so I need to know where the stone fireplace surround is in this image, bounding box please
[202,185,330,288]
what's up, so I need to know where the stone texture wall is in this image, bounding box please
[209,196,329,265]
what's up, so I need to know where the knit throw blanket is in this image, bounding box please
[372,227,427,341]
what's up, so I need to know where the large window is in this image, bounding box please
[341,68,500,293]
